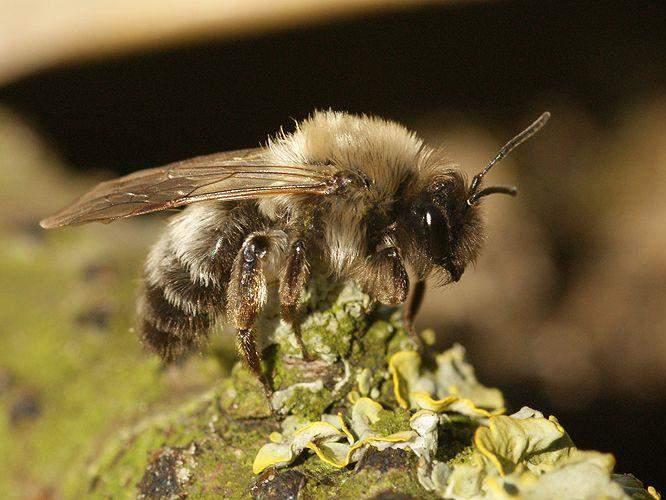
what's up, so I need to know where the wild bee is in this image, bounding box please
[41,110,549,397]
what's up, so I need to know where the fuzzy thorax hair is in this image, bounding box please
[262,110,471,278]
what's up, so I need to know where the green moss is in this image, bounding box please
[277,386,334,421]
[85,385,279,498]
[0,225,193,498]
[302,315,352,361]
[0,186,228,498]
[69,286,426,496]
[299,279,373,362]
[187,418,278,499]
[267,345,322,390]
[446,445,477,467]
[386,326,415,359]
[219,366,272,418]
[370,408,412,436]
[436,417,480,464]
[354,320,394,363]
[300,450,437,499]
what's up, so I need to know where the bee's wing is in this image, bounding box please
[40,148,336,228]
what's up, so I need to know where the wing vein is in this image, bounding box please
[40,148,338,228]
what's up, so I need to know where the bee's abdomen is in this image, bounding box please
[137,202,265,361]
[139,281,213,361]
[138,235,227,361]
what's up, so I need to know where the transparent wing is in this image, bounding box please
[40,148,335,228]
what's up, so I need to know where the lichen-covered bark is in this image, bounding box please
[83,280,432,498]
[79,280,658,499]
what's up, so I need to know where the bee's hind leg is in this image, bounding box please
[227,233,278,401]
[279,240,314,361]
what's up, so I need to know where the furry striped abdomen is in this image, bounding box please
[138,238,223,361]
[138,202,257,361]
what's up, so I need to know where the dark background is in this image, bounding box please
[4,1,664,172]
[2,0,665,490]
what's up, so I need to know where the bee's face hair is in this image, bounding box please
[398,170,484,284]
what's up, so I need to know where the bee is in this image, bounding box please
[41,110,549,397]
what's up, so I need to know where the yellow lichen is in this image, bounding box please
[388,349,504,416]
[388,350,421,409]
[252,397,437,474]
[411,391,458,412]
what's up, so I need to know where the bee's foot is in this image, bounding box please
[406,324,425,353]
[294,335,315,362]
[301,349,317,362]
[260,377,274,401]
[264,391,282,417]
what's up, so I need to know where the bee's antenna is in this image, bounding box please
[469,185,518,205]
[467,111,550,205]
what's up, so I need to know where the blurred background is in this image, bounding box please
[0,0,664,496]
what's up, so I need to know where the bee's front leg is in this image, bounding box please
[362,246,409,306]
[403,280,426,349]
[279,239,313,360]
[361,246,424,349]
[227,233,275,400]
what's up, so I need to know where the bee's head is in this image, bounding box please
[405,171,482,283]
[403,112,550,284]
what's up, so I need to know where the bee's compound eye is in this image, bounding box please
[415,203,450,264]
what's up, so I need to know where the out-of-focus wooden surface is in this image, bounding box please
[0,0,452,85]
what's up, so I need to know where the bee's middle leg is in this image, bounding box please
[227,232,279,399]
[279,240,313,360]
